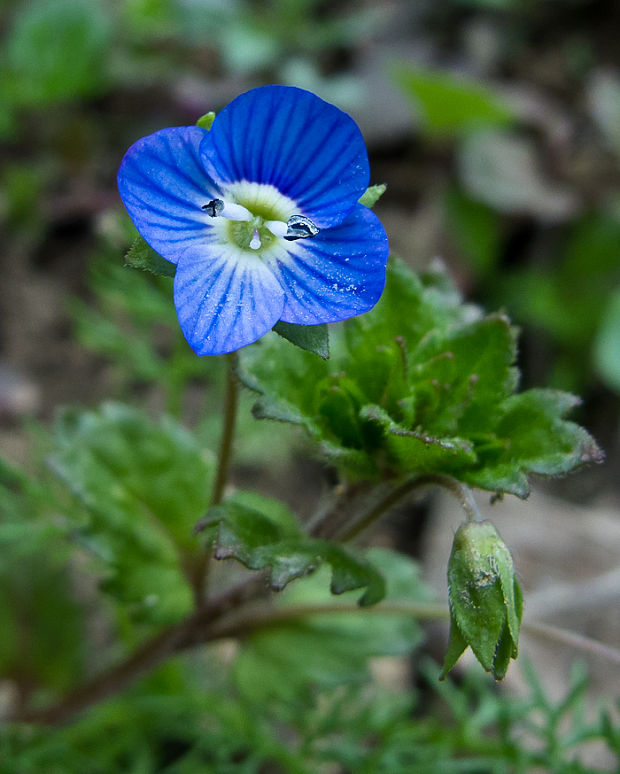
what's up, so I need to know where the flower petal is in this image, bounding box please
[272,204,389,325]
[200,85,369,229]
[117,126,219,265]
[174,245,285,355]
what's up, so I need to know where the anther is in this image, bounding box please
[284,215,320,241]
[202,199,224,217]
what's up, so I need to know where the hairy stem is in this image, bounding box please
[336,473,482,542]
[190,352,240,603]
[211,352,240,508]
[12,592,620,726]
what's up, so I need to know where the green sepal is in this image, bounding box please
[439,613,468,680]
[272,320,330,359]
[125,235,176,278]
[196,111,216,130]
[444,521,522,679]
[201,493,385,605]
[359,184,387,208]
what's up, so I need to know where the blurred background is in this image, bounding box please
[1,0,620,770]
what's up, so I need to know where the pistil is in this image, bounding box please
[249,229,261,250]
[202,194,319,253]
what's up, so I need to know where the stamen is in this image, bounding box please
[202,199,224,217]
[202,199,252,222]
[249,229,261,250]
[265,220,288,238]
[284,215,320,241]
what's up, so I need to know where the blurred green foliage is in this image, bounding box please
[397,51,620,399]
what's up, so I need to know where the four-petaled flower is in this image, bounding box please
[117,85,389,356]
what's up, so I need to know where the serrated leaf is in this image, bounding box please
[272,320,329,359]
[463,389,604,497]
[240,258,601,494]
[203,496,385,605]
[359,183,387,208]
[50,403,214,623]
[125,235,176,278]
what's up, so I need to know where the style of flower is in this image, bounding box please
[117,85,389,356]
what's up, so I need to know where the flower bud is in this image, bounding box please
[441,520,522,680]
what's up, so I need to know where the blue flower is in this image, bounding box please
[117,85,389,356]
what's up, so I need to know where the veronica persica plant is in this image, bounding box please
[117,85,389,355]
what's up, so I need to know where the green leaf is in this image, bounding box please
[203,494,385,605]
[125,235,176,278]
[240,258,601,495]
[234,549,430,703]
[464,389,604,497]
[196,111,216,130]
[50,403,215,624]
[272,320,330,359]
[394,65,515,138]
[359,183,387,208]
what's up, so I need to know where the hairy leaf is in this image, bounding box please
[50,403,214,623]
[273,320,330,359]
[240,258,602,495]
[125,235,176,278]
[202,494,385,605]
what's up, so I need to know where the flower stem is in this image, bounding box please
[336,473,482,542]
[211,351,240,507]
[190,352,239,603]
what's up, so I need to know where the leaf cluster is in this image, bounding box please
[50,402,215,626]
[240,258,602,497]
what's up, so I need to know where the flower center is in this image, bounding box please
[201,182,319,254]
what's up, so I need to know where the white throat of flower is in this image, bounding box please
[201,181,319,254]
